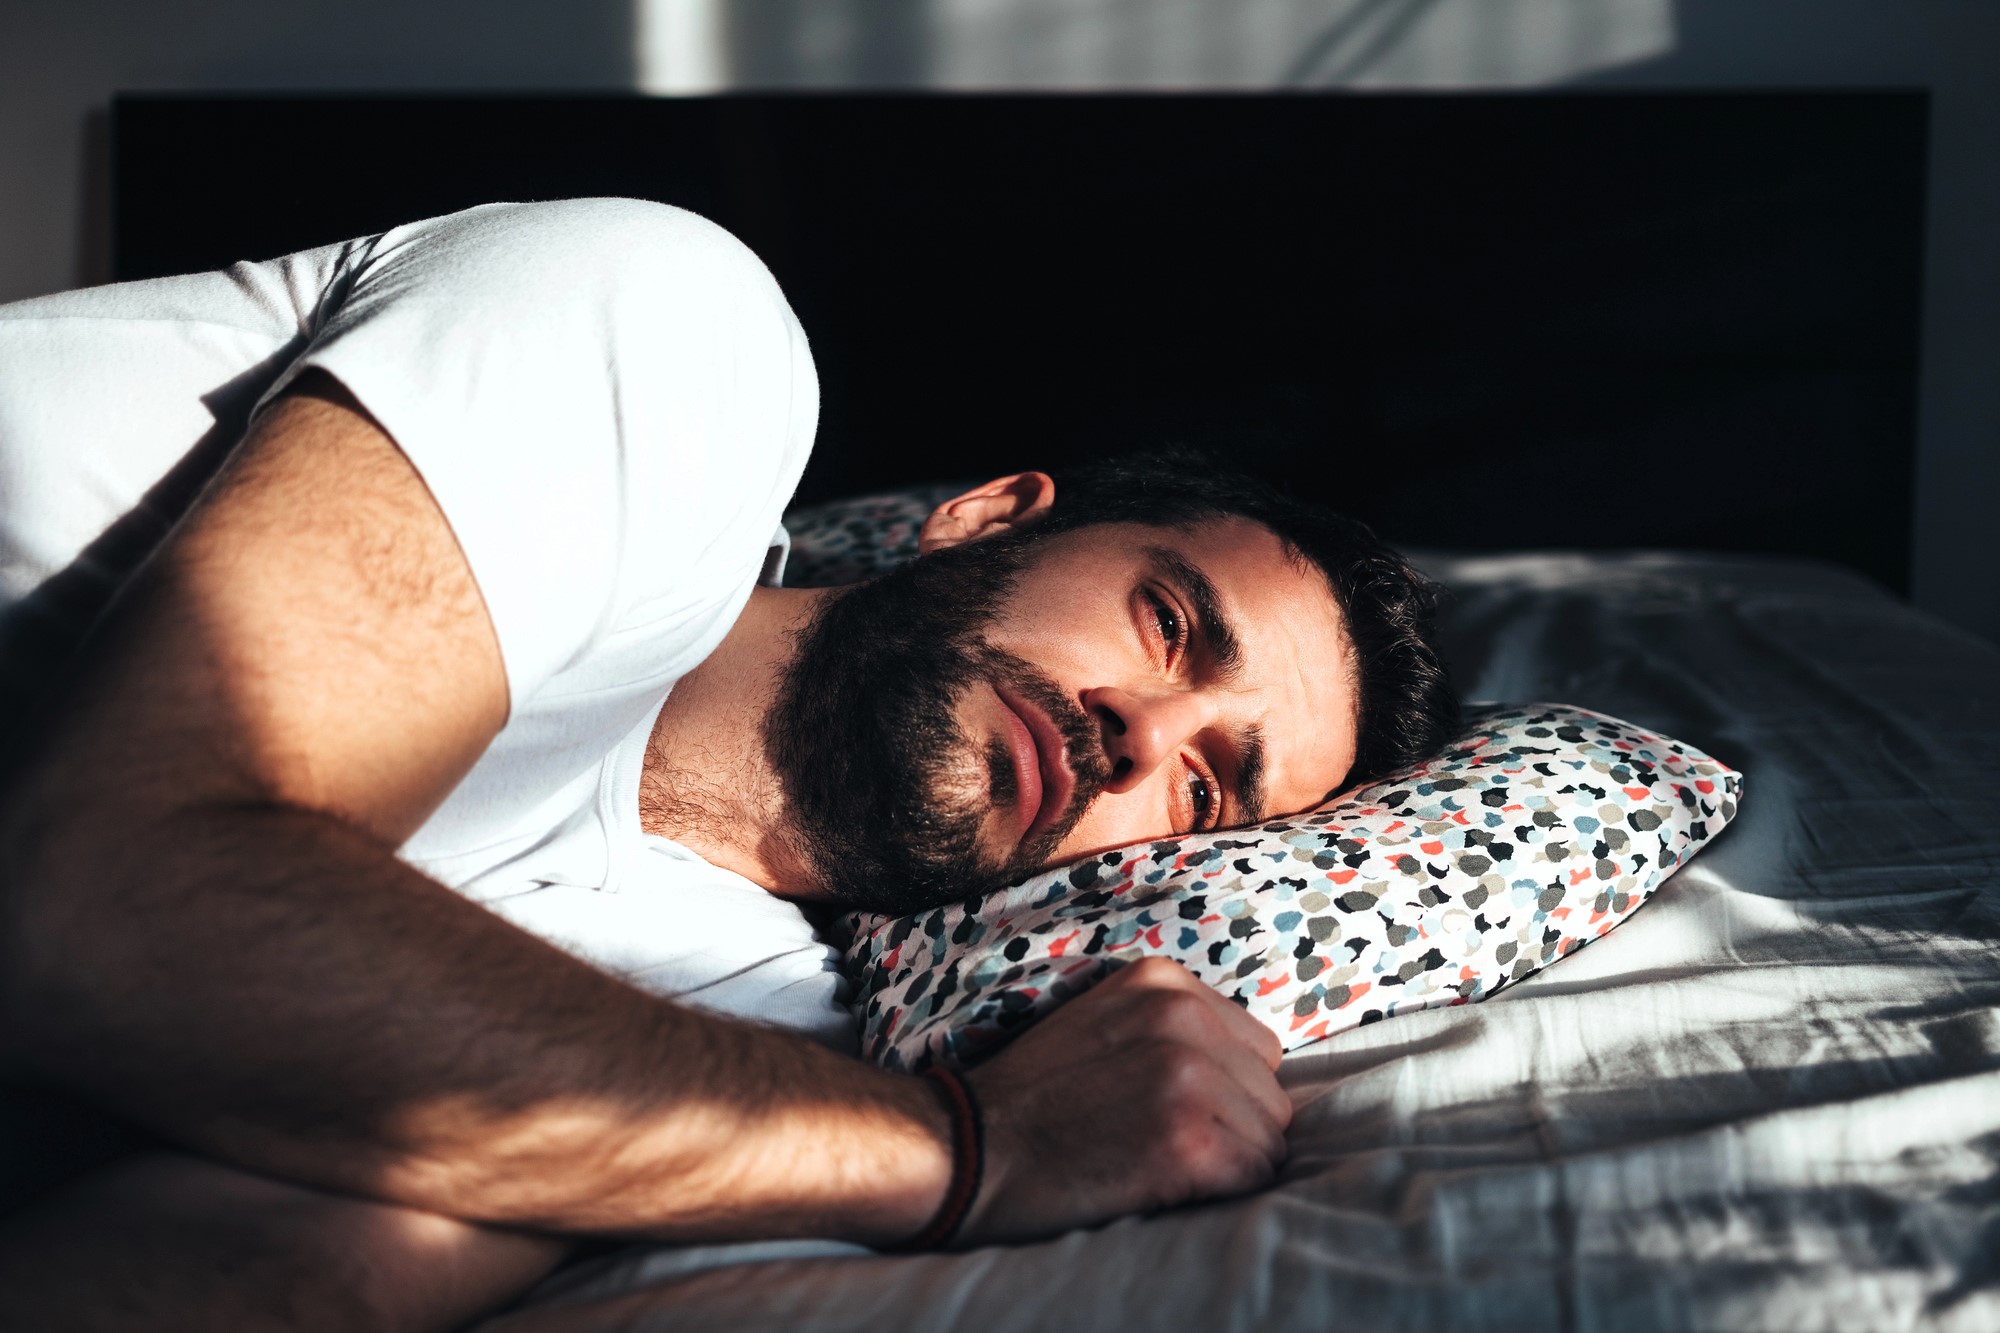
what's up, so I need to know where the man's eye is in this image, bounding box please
[1188,770,1215,829]
[1149,592,1184,651]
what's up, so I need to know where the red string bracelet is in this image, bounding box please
[887,1065,985,1252]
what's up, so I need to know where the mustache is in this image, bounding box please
[975,647,1113,865]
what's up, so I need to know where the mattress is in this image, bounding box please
[485,551,2000,1333]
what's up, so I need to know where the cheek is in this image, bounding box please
[1052,778,1176,861]
[987,567,1134,654]
[984,597,1146,701]
[984,607,1097,667]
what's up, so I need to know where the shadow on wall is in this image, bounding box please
[723,0,932,85]
[706,0,1965,94]
[1281,0,1677,85]
[715,0,1678,88]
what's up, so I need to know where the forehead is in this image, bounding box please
[1040,516,1360,812]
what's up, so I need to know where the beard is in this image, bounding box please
[764,537,1110,916]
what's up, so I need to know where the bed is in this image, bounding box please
[477,547,2000,1331]
[104,92,1995,1328]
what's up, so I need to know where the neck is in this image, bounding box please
[639,582,839,901]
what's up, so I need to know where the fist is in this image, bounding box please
[956,957,1291,1244]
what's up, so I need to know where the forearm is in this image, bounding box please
[0,799,949,1243]
[0,1150,574,1333]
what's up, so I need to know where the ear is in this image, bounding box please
[918,472,1056,555]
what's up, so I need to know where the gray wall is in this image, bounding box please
[4,0,1993,642]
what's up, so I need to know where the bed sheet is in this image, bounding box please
[486,551,2000,1333]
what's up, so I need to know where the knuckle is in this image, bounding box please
[1122,956,1185,987]
[1199,1139,1274,1199]
[1146,990,1217,1040]
[1232,1151,1279,1195]
[1150,1043,1211,1095]
[1163,1118,1219,1170]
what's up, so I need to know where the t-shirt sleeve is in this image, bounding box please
[274,199,818,710]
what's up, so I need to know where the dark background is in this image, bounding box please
[115,92,1927,590]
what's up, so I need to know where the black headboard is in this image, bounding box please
[114,92,1927,591]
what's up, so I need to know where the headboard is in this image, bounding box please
[113,92,1927,591]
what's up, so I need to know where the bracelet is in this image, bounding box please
[887,1065,985,1252]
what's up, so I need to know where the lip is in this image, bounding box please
[995,682,1077,845]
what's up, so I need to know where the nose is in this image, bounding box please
[1083,685,1216,793]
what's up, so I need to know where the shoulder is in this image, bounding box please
[342,198,809,389]
[369,199,790,311]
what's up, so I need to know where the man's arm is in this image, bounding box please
[0,1150,572,1332]
[0,375,1289,1243]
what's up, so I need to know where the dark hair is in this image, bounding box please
[1027,446,1459,790]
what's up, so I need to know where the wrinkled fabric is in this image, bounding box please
[488,552,2000,1333]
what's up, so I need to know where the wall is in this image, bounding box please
[3,0,1993,642]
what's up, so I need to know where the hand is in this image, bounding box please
[956,957,1291,1244]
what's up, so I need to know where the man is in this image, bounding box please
[0,199,1455,1327]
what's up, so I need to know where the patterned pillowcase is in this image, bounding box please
[842,704,1741,1072]
[783,493,1744,1073]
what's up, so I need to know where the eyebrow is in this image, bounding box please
[1147,546,1243,677]
[1234,725,1268,825]
[1144,545,1267,824]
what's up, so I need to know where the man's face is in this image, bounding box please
[767,516,1358,915]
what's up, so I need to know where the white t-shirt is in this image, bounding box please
[0,199,854,1049]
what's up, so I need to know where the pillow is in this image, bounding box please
[783,492,1744,1072]
[842,703,1741,1071]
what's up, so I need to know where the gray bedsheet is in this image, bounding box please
[488,552,2000,1333]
